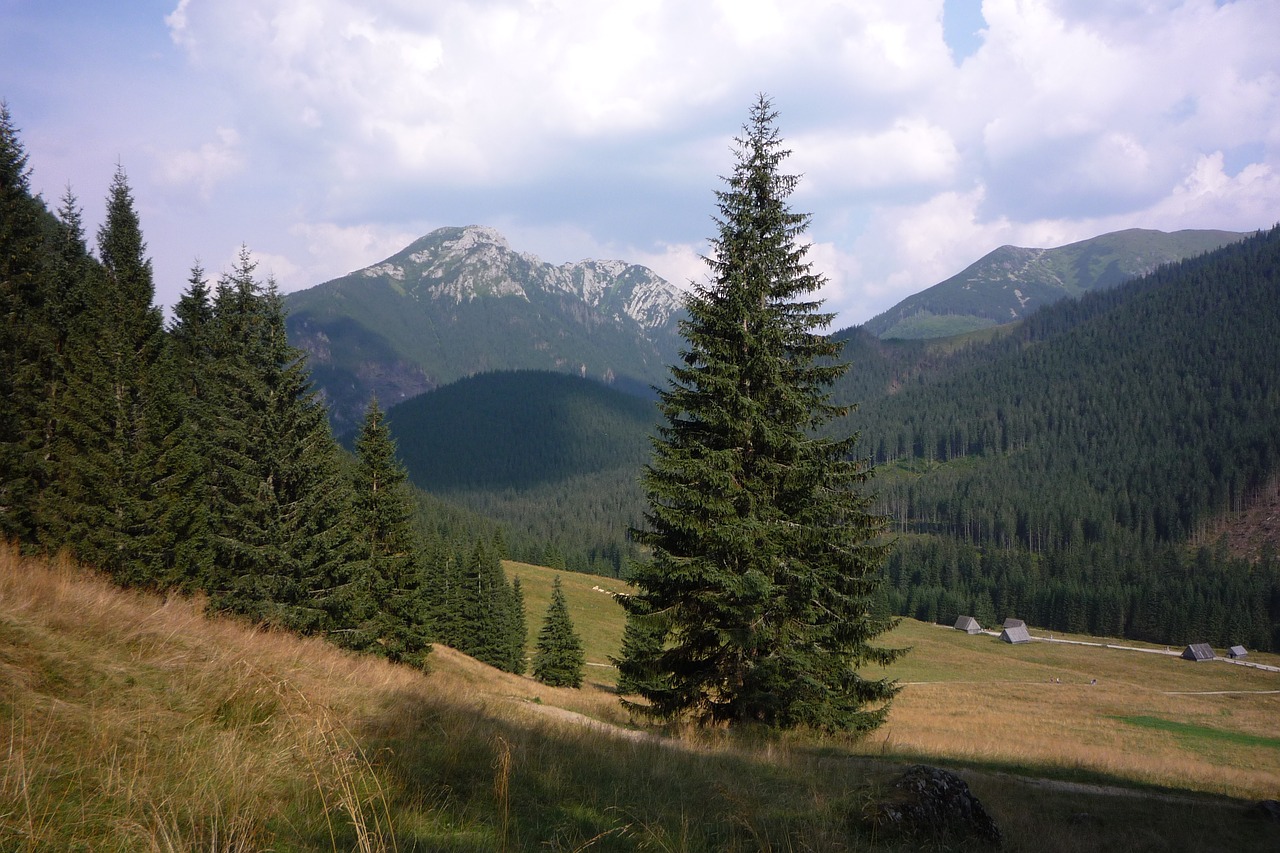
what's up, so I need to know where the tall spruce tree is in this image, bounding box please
[46,166,168,583]
[349,397,432,667]
[617,96,901,732]
[203,252,358,633]
[532,576,585,688]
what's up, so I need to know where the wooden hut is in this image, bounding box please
[1228,645,1248,659]
[1181,643,1215,662]
[1002,617,1025,629]
[1000,624,1031,644]
[954,615,982,634]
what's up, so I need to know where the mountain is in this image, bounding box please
[863,228,1245,339]
[285,225,685,431]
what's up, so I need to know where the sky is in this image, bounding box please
[3,0,1278,329]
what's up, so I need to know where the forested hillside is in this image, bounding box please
[383,370,655,575]
[861,228,1244,339]
[0,104,529,677]
[842,227,1280,649]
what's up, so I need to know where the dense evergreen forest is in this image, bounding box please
[0,104,528,673]
[381,369,655,576]
[837,228,1280,650]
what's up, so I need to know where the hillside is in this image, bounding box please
[862,228,1244,339]
[285,225,684,431]
[385,369,656,574]
[5,544,1278,852]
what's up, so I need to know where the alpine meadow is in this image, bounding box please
[3,85,1280,853]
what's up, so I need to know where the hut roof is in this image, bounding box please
[1002,617,1025,629]
[1000,625,1032,644]
[1229,645,1248,658]
[1181,643,1215,662]
[954,616,981,634]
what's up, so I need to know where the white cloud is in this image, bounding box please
[155,127,243,200]
[135,0,1280,320]
[793,119,960,194]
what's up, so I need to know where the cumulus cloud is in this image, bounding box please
[67,0,1280,319]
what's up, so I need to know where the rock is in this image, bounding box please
[1246,799,1280,823]
[868,764,1002,845]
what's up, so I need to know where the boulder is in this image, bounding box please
[868,764,1002,845]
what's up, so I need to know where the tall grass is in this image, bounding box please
[3,543,1277,851]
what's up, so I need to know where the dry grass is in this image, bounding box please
[3,543,1278,851]
[0,544,414,851]
[865,620,1280,800]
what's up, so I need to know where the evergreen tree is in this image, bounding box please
[532,576,585,688]
[506,575,527,674]
[0,102,56,542]
[349,397,432,667]
[44,166,168,582]
[617,96,902,732]
[612,607,668,698]
[202,252,358,633]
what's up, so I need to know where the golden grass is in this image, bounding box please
[865,620,1280,799]
[4,542,1279,851]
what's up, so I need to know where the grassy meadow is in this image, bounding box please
[2,543,1278,851]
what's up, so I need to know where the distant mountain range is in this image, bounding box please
[862,228,1246,339]
[285,225,685,431]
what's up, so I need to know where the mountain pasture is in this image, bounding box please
[2,545,1277,851]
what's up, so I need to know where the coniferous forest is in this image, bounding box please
[832,228,1280,651]
[0,104,527,673]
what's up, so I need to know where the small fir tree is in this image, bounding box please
[532,576,585,688]
[617,96,902,732]
[349,397,432,667]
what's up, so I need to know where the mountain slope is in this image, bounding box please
[385,370,656,574]
[285,225,684,430]
[863,228,1245,339]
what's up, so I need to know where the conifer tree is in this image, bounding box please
[349,397,432,666]
[0,102,56,541]
[617,96,901,732]
[47,166,168,582]
[532,576,585,688]
[157,263,219,588]
[202,252,358,633]
[506,575,527,674]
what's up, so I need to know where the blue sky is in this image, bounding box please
[3,0,1277,328]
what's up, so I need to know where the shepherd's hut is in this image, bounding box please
[1003,617,1025,629]
[1229,645,1248,659]
[1000,624,1031,644]
[954,616,982,634]
[1181,643,1215,662]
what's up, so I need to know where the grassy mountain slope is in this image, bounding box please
[5,544,1278,852]
[863,228,1245,339]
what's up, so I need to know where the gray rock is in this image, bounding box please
[869,764,1002,845]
